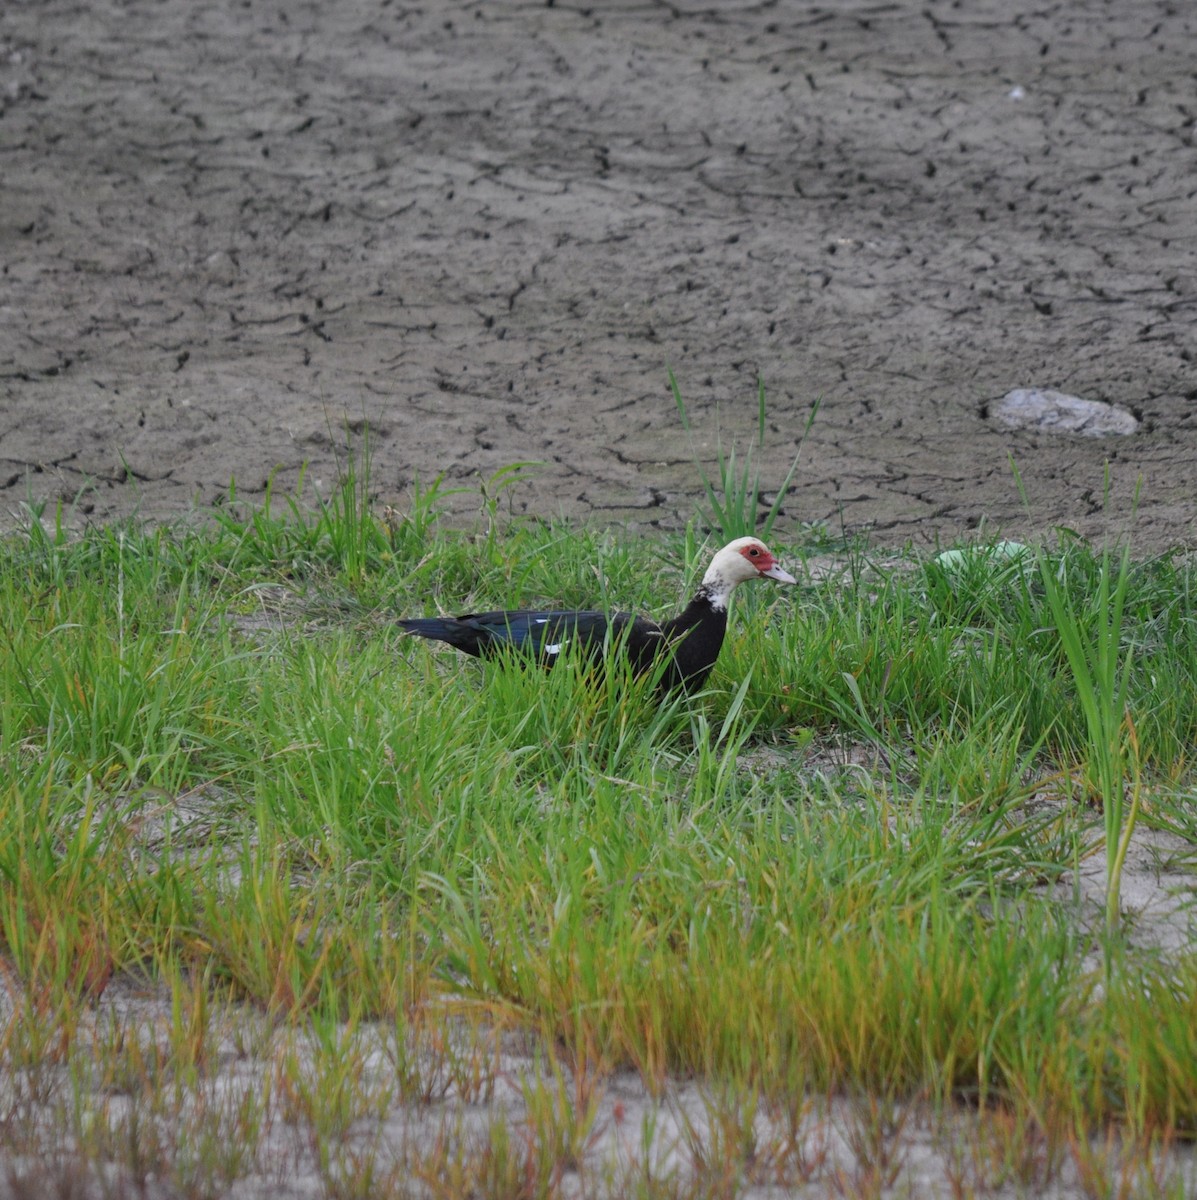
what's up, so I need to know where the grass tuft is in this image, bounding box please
[670,369,819,543]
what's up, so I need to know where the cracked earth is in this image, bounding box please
[1,0,1195,547]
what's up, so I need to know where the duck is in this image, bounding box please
[398,536,796,693]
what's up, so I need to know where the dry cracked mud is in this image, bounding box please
[2,0,1196,549]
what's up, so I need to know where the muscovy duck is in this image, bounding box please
[398,536,796,692]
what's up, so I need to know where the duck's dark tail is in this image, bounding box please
[398,617,486,656]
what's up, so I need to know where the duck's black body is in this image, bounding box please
[398,594,727,692]
[399,537,794,694]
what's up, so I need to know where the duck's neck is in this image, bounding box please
[696,570,738,613]
[657,590,728,691]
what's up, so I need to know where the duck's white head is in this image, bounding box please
[700,537,796,610]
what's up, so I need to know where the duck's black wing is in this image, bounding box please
[400,609,664,668]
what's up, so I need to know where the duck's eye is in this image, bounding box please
[748,546,760,556]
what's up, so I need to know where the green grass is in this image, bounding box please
[670,370,820,544]
[2,473,1197,1195]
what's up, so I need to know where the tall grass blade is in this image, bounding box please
[1037,541,1137,941]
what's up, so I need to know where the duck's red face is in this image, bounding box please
[737,539,797,583]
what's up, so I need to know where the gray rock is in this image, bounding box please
[991,388,1140,436]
